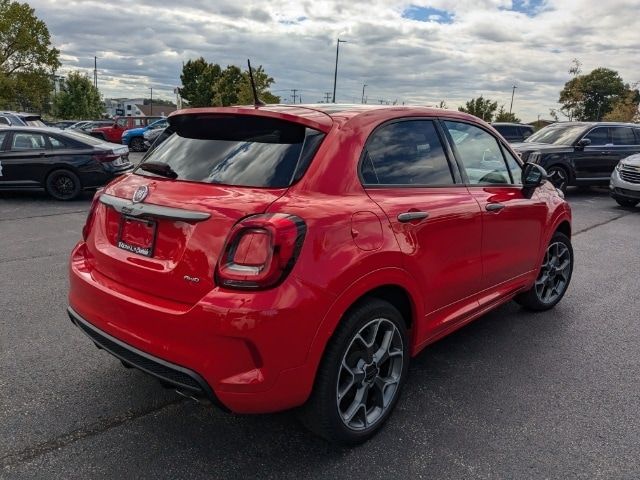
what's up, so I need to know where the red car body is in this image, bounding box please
[69,105,571,416]
[91,116,163,144]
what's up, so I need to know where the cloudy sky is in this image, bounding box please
[29,0,640,121]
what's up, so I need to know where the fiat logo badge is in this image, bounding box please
[132,185,149,203]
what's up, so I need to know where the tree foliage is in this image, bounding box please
[0,0,60,110]
[458,96,498,122]
[53,71,103,119]
[494,105,521,123]
[602,88,640,122]
[179,58,280,107]
[557,62,637,121]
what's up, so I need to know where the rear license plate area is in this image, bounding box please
[117,216,157,257]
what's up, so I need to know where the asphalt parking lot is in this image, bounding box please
[1,166,639,478]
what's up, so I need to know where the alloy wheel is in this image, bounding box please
[336,318,404,431]
[52,174,76,199]
[534,241,572,304]
[547,167,568,191]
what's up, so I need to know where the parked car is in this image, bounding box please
[52,120,82,129]
[90,116,164,144]
[143,125,171,151]
[512,121,640,192]
[0,111,47,127]
[68,105,572,444]
[492,122,535,142]
[610,153,640,207]
[0,127,133,200]
[122,118,168,152]
[68,120,112,134]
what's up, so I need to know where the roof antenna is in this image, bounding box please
[247,59,265,107]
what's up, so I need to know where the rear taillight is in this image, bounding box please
[215,214,306,290]
[92,152,120,163]
[82,188,104,241]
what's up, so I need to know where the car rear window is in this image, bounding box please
[135,115,325,188]
[63,130,107,145]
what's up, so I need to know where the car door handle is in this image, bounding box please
[485,202,505,212]
[397,211,429,223]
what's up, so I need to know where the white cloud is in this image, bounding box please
[29,0,640,121]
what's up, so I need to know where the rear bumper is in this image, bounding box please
[68,306,228,410]
[68,241,334,413]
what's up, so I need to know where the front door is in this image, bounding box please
[360,118,483,342]
[0,131,49,187]
[441,120,548,296]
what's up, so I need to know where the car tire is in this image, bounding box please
[546,165,570,193]
[129,137,145,152]
[614,197,639,208]
[298,298,409,445]
[45,169,82,201]
[515,232,573,311]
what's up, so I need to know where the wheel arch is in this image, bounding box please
[302,268,423,393]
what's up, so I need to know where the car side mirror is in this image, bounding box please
[576,138,591,148]
[522,163,547,189]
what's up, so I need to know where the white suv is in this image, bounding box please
[611,153,640,207]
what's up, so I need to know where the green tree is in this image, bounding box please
[558,65,631,121]
[602,88,640,122]
[214,65,243,106]
[179,57,221,107]
[53,71,103,119]
[494,105,521,123]
[237,64,280,104]
[458,96,498,121]
[0,0,60,110]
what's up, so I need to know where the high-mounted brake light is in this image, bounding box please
[215,214,306,290]
[82,188,104,241]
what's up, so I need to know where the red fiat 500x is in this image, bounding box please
[68,105,573,444]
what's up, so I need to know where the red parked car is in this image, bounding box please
[68,105,573,444]
[90,116,163,144]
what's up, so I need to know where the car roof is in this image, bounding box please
[0,126,63,133]
[170,104,486,133]
[545,121,638,128]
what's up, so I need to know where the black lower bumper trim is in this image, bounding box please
[67,307,228,411]
[611,187,640,200]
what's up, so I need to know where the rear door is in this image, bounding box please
[608,126,640,166]
[361,118,483,340]
[442,120,548,295]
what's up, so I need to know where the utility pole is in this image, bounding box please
[324,92,331,103]
[291,89,299,104]
[361,84,367,104]
[332,38,347,103]
[94,56,98,90]
[149,87,153,116]
[509,85,517,114]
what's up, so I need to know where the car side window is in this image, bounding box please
[501,145,523,184]
[134,118,144,127]
[583,127,609,146]
[11,133,47,150]
[361,120,454,186]
[116,118,127,127]
[47,136,67,149]
[610,127,637,145]
[0,131,7,150]
[444,121,512,185]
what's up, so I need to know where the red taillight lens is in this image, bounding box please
[82,188,104,241]
[215,214,306,290]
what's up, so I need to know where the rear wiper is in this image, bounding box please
[138,161,178,179]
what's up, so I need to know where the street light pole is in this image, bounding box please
[509,85,517,114]
[361,83,368,104]
[332,38,347,103]
[149,87,153,116]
